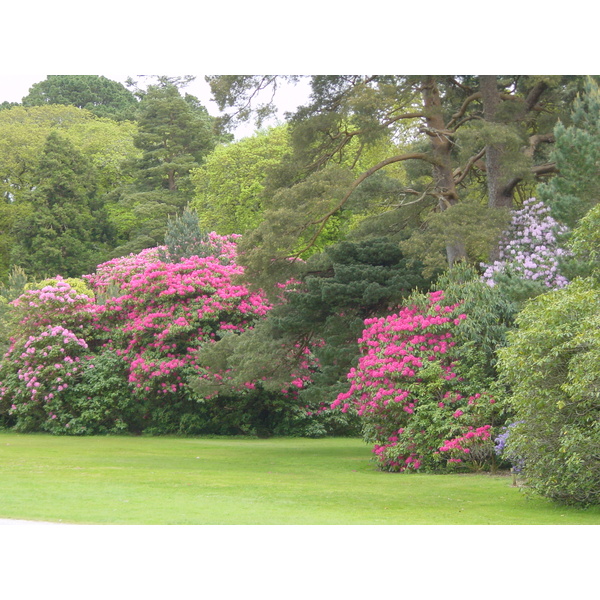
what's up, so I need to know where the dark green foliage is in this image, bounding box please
[44,350,139,436]
[22,75,138,121]
[133,84,217,192]
[10,131,115,278]
[107,85,224,257]
[193,238,433,430]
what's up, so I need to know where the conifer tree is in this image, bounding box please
[158,205,218,262]
[539,77,600,228]
[11,131,113,278]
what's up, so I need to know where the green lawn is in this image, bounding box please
[1,432,599,524]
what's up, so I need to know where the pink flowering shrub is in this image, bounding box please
[9,277,97,338]
[1,234,290,434]
[438,424,494,470]
[0,277,135,433]
[332,289,504,472]
[0,324,91,431]
[85,234,272,406]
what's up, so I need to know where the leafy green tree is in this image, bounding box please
[0,105,95,204]
[569,204,600,279]
[11,131,114,278]
[191,126,291,234]
[22,75,138,121]
[133,84,218,192]
[62,118,140,193]
[498,277,600,506]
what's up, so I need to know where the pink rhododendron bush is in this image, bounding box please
[0,234,308,435]
[332,288,507,472]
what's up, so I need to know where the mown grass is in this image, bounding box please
[1,432,599,525]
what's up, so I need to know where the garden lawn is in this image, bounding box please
[1,433,599,525]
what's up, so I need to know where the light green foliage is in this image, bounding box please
[191,126,290,234]
[0,105,138,276]
[62,118,140,193]
[0,105,95,204]
[569,204,600,278]
[498,278,600,506]
[539,77,600,228]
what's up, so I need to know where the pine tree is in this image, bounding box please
[539,77,600,228]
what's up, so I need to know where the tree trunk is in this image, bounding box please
[480,75,515,210]
[421,77,466,265]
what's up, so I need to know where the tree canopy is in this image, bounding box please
[207,75,588,286]
[22,75,138,121]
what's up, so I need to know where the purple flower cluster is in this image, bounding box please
[494,421,524,472]
[482,198,570,289]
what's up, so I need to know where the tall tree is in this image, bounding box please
[11,131,114,279]
[132,84,218,192]
[108,84,225,256]
[22,75,138,121]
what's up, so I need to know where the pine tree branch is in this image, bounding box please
[454,148,487,185]
[288,152,439,258]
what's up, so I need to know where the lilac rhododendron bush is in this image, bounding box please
[481,197,570,291]
[0,233,314,435]
[331,288,506,472]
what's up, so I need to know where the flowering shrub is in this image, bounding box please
[332,290,504,472]
[0,234,292,434]
[10,277,97,338]
[482,197,570,290]
[494,421,525,473]
[439,425,494,469]
[85,235,272,406]
[0,324,91,431]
